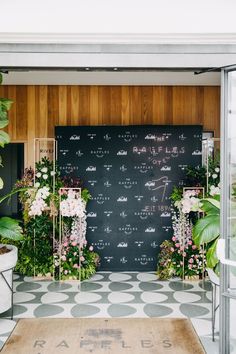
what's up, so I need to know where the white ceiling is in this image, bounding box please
[2,71,220,85]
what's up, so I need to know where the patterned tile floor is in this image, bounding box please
[0,272,219,353]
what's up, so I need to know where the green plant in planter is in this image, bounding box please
[0,73,23,245]
[192,197,220,269]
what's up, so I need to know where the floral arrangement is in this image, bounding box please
[13,157,99,281]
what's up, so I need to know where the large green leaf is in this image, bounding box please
[193,214,220,246]
[0,130,10,147]
[200,199,220,215]
[0,98,13,112]
[201,198,220,211]
[206,239,219,268]
[0,217,23,241]
[0,118,9,129]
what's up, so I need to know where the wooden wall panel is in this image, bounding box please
[0,85,220,166]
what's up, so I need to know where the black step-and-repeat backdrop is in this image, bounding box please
[55,125,202,271]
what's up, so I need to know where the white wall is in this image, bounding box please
[0,0,236,35]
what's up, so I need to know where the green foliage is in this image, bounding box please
[185,165,207,187]
[0,77,23,244]
[193,197,220,269]
[157,240,175,280]
[170,186,183,203]
[0,217,23,241]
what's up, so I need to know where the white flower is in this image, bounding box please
[34,182,40,188]
[36,172,42,178]
[212,174,218,179]
[215,167,220,173]
[209,185,220,196]
[42,174,48,180]
[50,171,55,176]
[41,167,48,173]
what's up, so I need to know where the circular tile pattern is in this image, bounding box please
[108,304,137,317]
[13,292,36,304]
[109,282,133,292]
[141,292,168,303]
[108,292,135,303]
[81,282,103,292]
[173,291,201,303]
[139,282,163,291]
[13,305,28,316]
[34,304,64,317]
[180,304,210,318]
[199,280,212,291]
[168,281,194,291]
[109,273,132,282]
[137,273,157,282]
[41,292,69,304]
[89,274,105,281]
[71,304,100,317]
[74,292,102,304]
[47,282,72,292]
[0,319,16,335]
[143,304,173,317]
[16,282,42,292]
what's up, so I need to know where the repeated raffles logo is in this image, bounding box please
[117,242,128,248]
[144,134,166,141]
[92,240,110,250]
[119,224,138,235]
[92,194,110,204]
[134,210,154,220]
[133,147,147,155]
[150,196,159,203]
[134,255,154,266]
[118,132,137,142]
[70,134,80,140]
[120,256,128,264]
[104,256,113,263]
[60,149,69,156]
[91,148,109,158]
[178,164,188,171]
[160,211,171,217]
[134,163,153,174]
[117,196,128,202]
[118,178,137,189]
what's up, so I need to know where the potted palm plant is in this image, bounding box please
[0,73,23,313]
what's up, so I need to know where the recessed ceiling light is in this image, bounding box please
[113,67,118,71]
[85,67,90,71]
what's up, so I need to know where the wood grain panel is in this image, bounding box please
[0,85,220,166]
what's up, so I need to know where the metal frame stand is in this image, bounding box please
[0,267,14,319]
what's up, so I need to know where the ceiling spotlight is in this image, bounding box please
[85,67,90,71]
[113,67,118,71]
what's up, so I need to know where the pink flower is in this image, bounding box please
[172,236,176,241]
[192,245,197,250]
[180,246,184,251]
[188,241,192,245]
[89,246,93,251]
[64,270,68,275]
[71,241,77,247]
[175,243,180,248]
[73,264,79,269]
[61,255,66,261]
[73,252,77,256]
[183,252,186,257]
[80,256,85,262]
[63,242,68,247]
[189,258,194,264]
[170,247,174,252]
